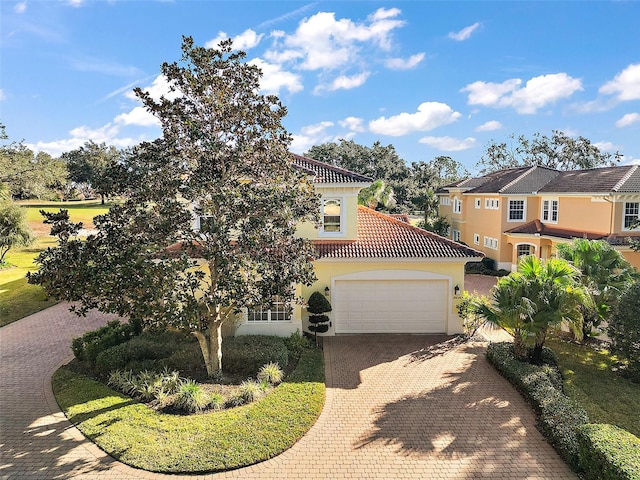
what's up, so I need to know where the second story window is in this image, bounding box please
[542,200,558,223]
[508,200,525,221]
[199,215,215,233]
[322,198,342,233]
[440,196,451,206]
[452,229,461,241]
[453,198,462,214]
[624,202,640,229]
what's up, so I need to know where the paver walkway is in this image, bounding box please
[0,303,576,479]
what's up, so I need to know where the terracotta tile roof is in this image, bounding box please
[292,154,372,184]
[504,219,607,240]
[314,206,484,259]
[388,213,411,223]
[538,166,638,193]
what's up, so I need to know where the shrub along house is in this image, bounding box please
[438,165,640,271]
[195,155,483,338]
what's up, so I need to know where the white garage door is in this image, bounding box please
[333,279,448,334]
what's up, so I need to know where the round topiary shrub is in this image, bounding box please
[307,291,332,342]
[608,282,640,381]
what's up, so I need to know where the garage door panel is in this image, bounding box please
[333,279,448,334]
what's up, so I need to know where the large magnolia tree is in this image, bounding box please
[29,37,319,376]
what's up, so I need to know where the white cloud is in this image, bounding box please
[14,1,27,14]
[27,123,141,157]
[600,64,640,101]
[67,0,84,7]
[419,136,476,151]
[0,89,5,101]
[369,102,461,136]
[290,121,334,153]
[448,22,481,41]
[616,113,640,128]
[385,53,425,70]
[319,71,370,93]
[114,106,159,127]
[594,141,620,152]
[124,75,179,102]
[249,58,303,94]
[269,8,405,71]
[69,56,142,77]
[475,120,502,132]
[339,116,365,132]
[206,29,263,50]
[462,73,583,114]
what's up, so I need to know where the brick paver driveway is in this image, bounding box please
[0,304,576,479]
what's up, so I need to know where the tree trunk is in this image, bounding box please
[192,319,223,377]
[513,330,528,360]
[100,193,105,205]
[530,329,547,365]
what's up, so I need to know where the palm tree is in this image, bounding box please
[358,179,396,211]
[475,255,589,363]
[557,238,638,338]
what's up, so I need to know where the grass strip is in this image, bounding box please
[53,348,325,473]
[546,338,640,437]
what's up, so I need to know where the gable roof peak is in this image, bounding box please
[291,154,373,184]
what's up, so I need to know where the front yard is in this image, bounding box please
[0,201,110,326]
[547,337,639,437]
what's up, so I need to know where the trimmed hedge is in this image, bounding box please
[222,335,288,377]
[486,342,588,468]
[71,320,135,365]
[577,424,640,480]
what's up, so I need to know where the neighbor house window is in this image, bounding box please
[484,236,498,250]
[475,198,481,209]
[624,202,640,230]
[453,198,462,214]
[485,198,499,210]
[322,198,342,233]
[542,200,558,223]
[473,233,480,245]
[508,199,525,221]
[517,244,533,257]
[452,229,461,242]
[247,296,290,322]
[440,197,451,206]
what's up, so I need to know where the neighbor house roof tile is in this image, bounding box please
[314,206,483,259]
[538,166,637,193]
[504,219,608,240]
[292,154,373,184]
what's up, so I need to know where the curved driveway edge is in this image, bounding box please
[0,304,576,479]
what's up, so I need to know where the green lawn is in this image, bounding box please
[0,201,110,327]
[547,337,640,437]
[53,347,325,473]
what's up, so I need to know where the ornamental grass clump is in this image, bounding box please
[257,362,284,386]
[174,380,210,414]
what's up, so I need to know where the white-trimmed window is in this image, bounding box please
[199,216,215,233]
[485,198,499,210]
[542,200,558,223]
[517,244,534,258]
[322,198,342,233]
[452,229,461,242]
[440,196,451,206]
[508,199,525,221]
[247,296,291,322]
[453,197,462,214]
[473,233,480,245]
[484,236,498,250]
[623,202,640,230]
[475,198,481,209]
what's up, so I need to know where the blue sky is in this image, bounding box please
[1,1,639,173]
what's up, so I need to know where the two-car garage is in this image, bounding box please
[330,270,450,334]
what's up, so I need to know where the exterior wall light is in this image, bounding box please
[454,284,460,295]
[324,286,330,297]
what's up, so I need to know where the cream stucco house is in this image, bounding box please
[215,154,483,338]
[438,165,640,272]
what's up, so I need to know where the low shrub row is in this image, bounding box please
[222,335,289,377]
[486,342,588,468]
[487,342,640,479]
[577,424,640,480]
[71,320,136,364]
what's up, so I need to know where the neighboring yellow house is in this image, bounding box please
[229,155,483,337]
[438,165,640,271]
